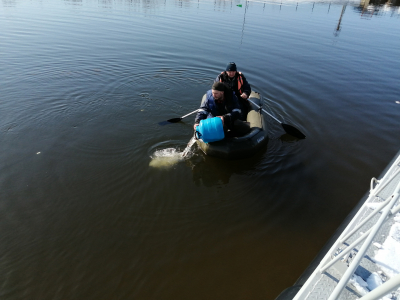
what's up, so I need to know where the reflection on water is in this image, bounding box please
[334,4,347,36]
[356,0,400,16]
[190,146,269,186]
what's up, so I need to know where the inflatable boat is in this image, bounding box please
[195,91,268,159]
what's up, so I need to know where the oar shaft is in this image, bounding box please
[247,97,306,139]
[247,99,282,124]
[181,109,199,119]
[164,109,200,124]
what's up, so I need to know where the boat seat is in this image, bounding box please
[247,109,262,128]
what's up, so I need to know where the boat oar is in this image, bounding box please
[158,109,199,126]
[248,99,306,139]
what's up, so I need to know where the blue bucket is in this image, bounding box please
[196,117,225,143]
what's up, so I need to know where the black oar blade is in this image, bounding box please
[282,123,306,139]
[158,109,199,126]
[167,117,183,123]
[158,117,182,126]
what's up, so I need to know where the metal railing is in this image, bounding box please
[326,181,400,300]
[293,153,400,300]
[358,273,400,300]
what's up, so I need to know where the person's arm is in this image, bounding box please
[194,94,209,129]
[222,94,241,127]
[240,73,251,98]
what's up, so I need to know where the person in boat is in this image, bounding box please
[215,62,251,120]
[193,82,250,135]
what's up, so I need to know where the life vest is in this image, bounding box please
[220,72,244,95]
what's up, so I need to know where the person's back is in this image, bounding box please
[215,62,251,120]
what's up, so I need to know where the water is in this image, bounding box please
[1,0,400,299]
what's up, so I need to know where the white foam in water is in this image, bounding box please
[149,137,196,168]
[149,148,183,168]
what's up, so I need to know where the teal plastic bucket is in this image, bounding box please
[196,117,225,143]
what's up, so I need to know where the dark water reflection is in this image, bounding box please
[1,0,400,299]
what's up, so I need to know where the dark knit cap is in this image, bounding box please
[226,62,237,71]
[212,82,226,92]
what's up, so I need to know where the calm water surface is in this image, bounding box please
[1,0,400,299]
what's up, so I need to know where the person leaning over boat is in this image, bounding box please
[193,82,249,135]
[215,62,251,120]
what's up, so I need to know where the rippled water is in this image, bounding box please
[1,0,400,299]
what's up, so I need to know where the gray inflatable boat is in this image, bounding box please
[195,91,268,159]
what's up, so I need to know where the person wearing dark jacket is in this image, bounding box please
[193,82,241,131]
[215,62,251,120]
